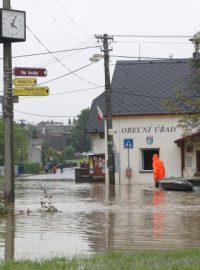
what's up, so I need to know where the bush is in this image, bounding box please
[65,146,76,160]
[22,162,41,174]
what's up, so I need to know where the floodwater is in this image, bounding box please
[0,174,200,261]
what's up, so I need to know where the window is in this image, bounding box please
[140,148,159,171]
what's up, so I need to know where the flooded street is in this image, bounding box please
[0,170,200,261]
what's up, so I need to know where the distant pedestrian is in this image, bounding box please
[60,163,64,173]
[52,164,57,174]
[44,163,49,174]
[152,154,165,188]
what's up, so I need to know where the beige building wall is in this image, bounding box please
[104,115,183,185]
[91,133,105,154]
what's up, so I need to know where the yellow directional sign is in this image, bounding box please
[14,87,49,96]
[13,78,37,86]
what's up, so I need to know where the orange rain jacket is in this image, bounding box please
[152,154,165,183]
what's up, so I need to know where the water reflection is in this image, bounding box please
[0,181,200,261]
[152,190,165,240]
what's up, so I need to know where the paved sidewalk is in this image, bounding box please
[16,168,75,181]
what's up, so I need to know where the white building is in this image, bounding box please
[86,58,200,184]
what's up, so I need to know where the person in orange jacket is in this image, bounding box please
[152,154,165,188]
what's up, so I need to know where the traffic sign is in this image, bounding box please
[14,67,47,77]
[123,138,134,149]
[14,87,49,96]
[13,78,37,86]
[0,95,19,103]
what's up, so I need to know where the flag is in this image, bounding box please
[97,106,103,123]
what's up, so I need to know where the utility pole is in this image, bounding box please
[3,0,14,202]
[96,34,115,185]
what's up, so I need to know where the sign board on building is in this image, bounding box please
[14,87,49,96]
[14,67,47,77]
[13,78,37,86]
[123,138,134,149]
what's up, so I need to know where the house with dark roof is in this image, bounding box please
[86,58,200,184]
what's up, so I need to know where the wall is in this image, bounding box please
[111,115,183,185]
[91,133,105,154]
[28,139,42,164]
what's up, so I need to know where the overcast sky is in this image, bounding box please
[0,0,199,125]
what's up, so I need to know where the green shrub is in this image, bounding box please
[22,162,41,174]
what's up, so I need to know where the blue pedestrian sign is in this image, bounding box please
[123,138,134,149]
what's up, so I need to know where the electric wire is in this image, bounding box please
[13,90,182,120]
[26,25,102,87]
[35,40,98,68]
[15,110,78,118]
[37,0,80,42]
[55,0,89,37]
[37,62,98,86]
[17,86,104,99]
[0,45,101,60]
[112,34,192,38]
[110,55,173,60]
[116,41,191,45]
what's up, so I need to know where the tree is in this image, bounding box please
[0,117,28,165]
[70,108,91,153]
[13,122,28,163]
[163,58,200,136]
[65,145,75,160]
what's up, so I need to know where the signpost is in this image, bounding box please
[123,138,134,180]
[13,67,47,77]
[14,87,49,96]
[13,78,37,86]
[123,138,134,149]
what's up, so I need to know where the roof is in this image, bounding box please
[86,59,195,133]
[175,131,200,145]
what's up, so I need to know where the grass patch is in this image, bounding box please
[0,249,200,270]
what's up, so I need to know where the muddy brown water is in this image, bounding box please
[0,177,200,261]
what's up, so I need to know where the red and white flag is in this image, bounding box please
[97,106,103,123]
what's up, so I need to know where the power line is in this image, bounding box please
[0,45,101,61]
[116,41,191,45]
[55,0,89,37]
[0,60,104,92]
[14,110,78,118]
[26,25,101,87]
[37,0,80,42]
[16,86,104,99]
[113,34,192,38]
[110,55,173,60]
[37,62,101,86]
[33,39,98,69]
